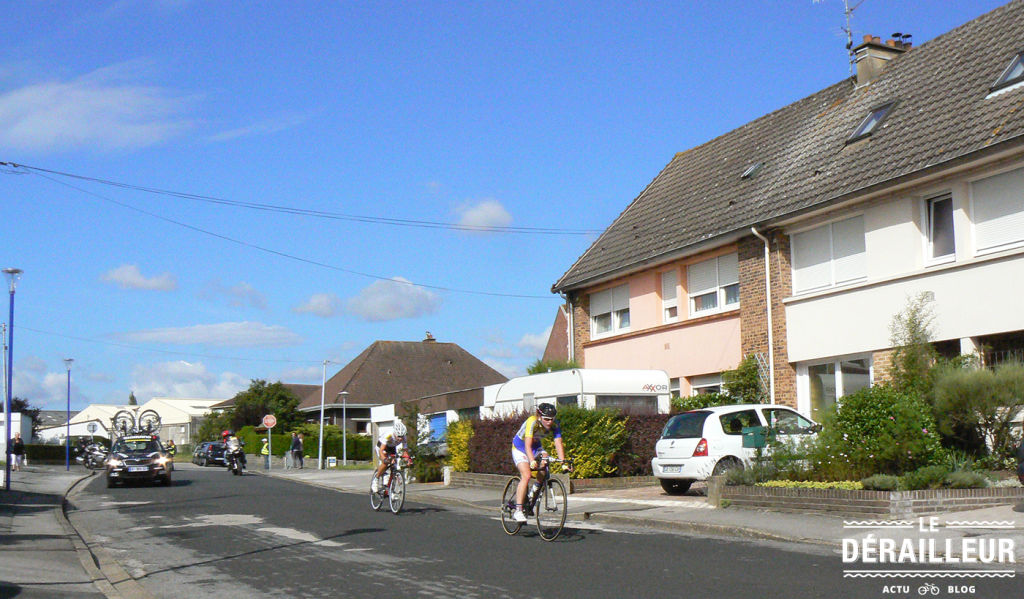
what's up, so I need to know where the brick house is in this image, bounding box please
[552,1,1024,421]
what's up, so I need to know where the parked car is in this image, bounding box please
[106,434,173,488]
[651,404,820,495]
[194,441,226,467]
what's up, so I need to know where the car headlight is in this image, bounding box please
[107,458,124,468]
[156,456,170,466]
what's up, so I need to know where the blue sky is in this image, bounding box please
[0,0,1008,411]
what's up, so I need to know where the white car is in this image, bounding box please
[651,404,820,495]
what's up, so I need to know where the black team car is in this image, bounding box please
[106,434,174,488]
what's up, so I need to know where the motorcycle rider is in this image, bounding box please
[222,430,247,470]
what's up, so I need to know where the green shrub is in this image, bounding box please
[410,455,444,483]
[724,460,777,486]
[933,362,1024,466]
[808,384,943,479]
[446,419,474,473]
[860,474,901,491]
[758,480,862,490]
[549,406,628,479]
[946,471,988,489]
[900,465,951,490]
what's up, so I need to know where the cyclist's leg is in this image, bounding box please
[512,447,532,512]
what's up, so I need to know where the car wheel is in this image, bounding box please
[162,475,172,487]
[106,478,116,489]
[712,457,743,477]
[659,479,692,495]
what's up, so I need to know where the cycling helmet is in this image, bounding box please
[537,403,557,418]
[222,430,232,438]
[393,420,407,437]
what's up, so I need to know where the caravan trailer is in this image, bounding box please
[482,369,671,417]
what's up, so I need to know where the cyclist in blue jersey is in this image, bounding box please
[511,403,571,523]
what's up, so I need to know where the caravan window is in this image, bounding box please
[595,395,657,414]
[556,395,578,408]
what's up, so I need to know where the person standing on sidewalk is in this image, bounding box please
[11,432,24,472]
[261,438,270,469]
[291,432,304,469]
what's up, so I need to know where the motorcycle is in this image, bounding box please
[224,438,246,475]
[75,442,108,470]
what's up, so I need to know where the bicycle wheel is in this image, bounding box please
[500,476,522,535]
[138,410,162,434]
[370,474,384,511]
[535,478,567,541]
[112,410,135,436]
[388,470,406,513]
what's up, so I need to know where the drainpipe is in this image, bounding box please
[559,292,574,364]
[750,227,776,405]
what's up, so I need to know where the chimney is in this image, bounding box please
[423,331,436,343]
[853,33,910,87]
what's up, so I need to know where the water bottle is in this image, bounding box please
[527,481,540,503]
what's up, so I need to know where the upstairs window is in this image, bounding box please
[687,253,739,315]
[661,270,679,323]
[925,193,955,263]
[690,373,722,395]
[791,215,866,294]
[590,284,630,337]
[991,51,1024,93]
[971,166,1024,254]
[847,101,896,143]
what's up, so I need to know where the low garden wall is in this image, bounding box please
[720,485,1024,519]
[447,471,654,494]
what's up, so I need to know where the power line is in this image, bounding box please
[23,170,554,300]
[1,162,603,235]
[17,325,321,364]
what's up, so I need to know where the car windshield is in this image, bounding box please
[662,412,710,439]
[112,439,160,453]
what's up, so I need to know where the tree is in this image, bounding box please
[128,391,138,406]
[888,292,938,398]
[227,380,303,432]
[526,358,580,375]
[11,397,41,438]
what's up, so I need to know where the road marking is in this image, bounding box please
[257,527,347,547]
[574,497,713,509]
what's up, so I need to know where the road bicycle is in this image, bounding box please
[111,408,162,436]
[370,456,412,514]
[501,457,572,541]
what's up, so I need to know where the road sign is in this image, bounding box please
[262,414,277,429]
[87,422,98,433]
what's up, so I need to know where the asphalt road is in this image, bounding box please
[67,464,1019,599]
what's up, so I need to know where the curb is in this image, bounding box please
[63,472,159,599]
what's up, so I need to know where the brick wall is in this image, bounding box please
[739,231,797,407]
[873,349,896,384]
[570,291,590,367]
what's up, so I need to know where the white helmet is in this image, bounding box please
[393,420,407,437]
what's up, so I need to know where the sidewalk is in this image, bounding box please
[257,466,1024,564]
[0,464,109,599]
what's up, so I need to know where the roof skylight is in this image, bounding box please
[992,51,1024,93]
[847,101,896,143]
[741,163,764,180]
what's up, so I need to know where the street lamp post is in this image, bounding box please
[64,359,73,471]
[3,268,23,491]
[339,391,349,466]
[318,360,327,470]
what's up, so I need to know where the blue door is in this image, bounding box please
[429,413,447,442]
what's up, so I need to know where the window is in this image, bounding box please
[847,102,896,143]
[925,193,955,263]
[719,410,759,435]
[791,215,866,294]
[763,408,818,434]
[556,395,578,408]
[661,270,678,323]
[992,51,1024,93]
[690,373,722,395]
[669,377,680,399]
[687,253,739,315]
[971,166,1024,254]
[803,357,871,423]
[590,284,630,337]
[595,395,658,413]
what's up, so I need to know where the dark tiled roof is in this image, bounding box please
[554,1,1024,291]
[297,340,508,411]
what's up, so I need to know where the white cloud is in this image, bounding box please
[101,264,177,291]
[482,357,526,380]
[277,365,322,382]
[346,277,441,322]
[207,111,311,143]
[455,199,513,231]
[129,361,247,403]
[293,293,343,318]
[200,279,267,310]
[9,360,87,410]
[117,321,302,347]
[518,326,552,355]
[0,61,197,153]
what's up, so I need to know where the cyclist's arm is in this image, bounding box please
[554,437,566,462]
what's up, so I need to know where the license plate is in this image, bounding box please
[662,466,681,473]
[128,466,148,472]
